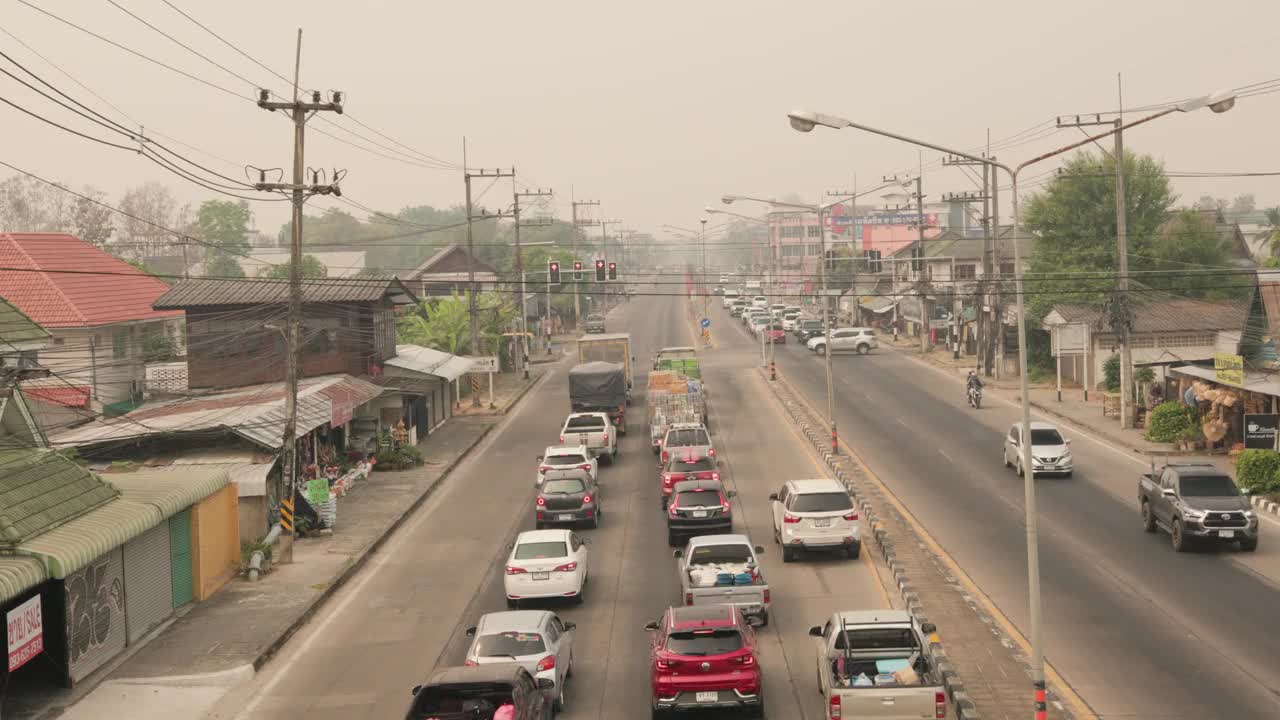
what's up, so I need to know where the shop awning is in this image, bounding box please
[387,344,472,382]
[104,468,230,518]
[859,296,897,314]
[1169,364,1280,397]
[0,556,48,604]
[17,499,159,578]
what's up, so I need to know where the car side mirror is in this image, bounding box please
[536,678,555,691]
[921,622,937,635]
[1065,439,1072,445]
[465,626,477,637]
[753,545,765,554]
[581,537,592,545]
[768,493,779,501]
[1162,488,1176,498]
[808,626,824,637]
[727,490,738,498]
[563,621,577,631]
[672,549,683,558]
[747,615,765,628]
[536,455,544,461]
[644,620,660,632]
[1242,487,1253,496]
[411,684,422,696]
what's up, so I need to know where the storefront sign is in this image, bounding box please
[1214,353,1244,385]
[8,594,43,672]
[1244,414,1280,450]
[469,356,499,373]
[305,478,330,506]
[327,384,357,427]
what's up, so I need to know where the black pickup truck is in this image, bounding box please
[1138,462,1259,552]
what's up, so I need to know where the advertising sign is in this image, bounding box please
[469,356,499,373]
[1244,414,1279,450]
[305,478,331,506]
[1214,353,1244,385]
[8,594,44,672]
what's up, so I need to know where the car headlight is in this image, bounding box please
[1183,509,1208,520]
[1244,510,1256,519]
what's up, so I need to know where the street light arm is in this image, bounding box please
[1017,107,1176,175]
[790,110,1011,175]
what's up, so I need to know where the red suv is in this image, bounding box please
[659,455,719,509]
[644,605,763,718]
[764,323,786,344]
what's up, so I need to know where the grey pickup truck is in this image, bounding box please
[1139,462,1259,552]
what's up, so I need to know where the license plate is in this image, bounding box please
[578,435,588,444]
[696,692,718,703]
[532,572,550,581]
[558,514,574,521]
[1219,530,1235,538]
[814,518,832,527]
[693,510,708,518]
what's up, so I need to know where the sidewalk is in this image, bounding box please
[9,370,545,720]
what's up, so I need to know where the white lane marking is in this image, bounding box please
[938,449,954,462]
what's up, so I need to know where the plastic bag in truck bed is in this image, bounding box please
[689,563,756,587]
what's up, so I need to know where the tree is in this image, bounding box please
[1265,207,1280,256]
[1230,193,1256,215]
[206,253,245,278]
[0,174,71,232]
[197,199,252,278]
[398,294,471,354]
[1195,195,1228,213]
[1023,150,1177,320]
[118,183,179,259]
[71,187,115,247]
[258,255,327,279]
[1149,209,1243,298]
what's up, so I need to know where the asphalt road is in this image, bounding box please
[207,291,890,720]
[720,306,1280,720]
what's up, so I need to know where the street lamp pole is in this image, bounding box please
[701,217,709,337]
[787,91,1235,719]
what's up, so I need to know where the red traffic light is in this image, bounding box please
[595,260,605,269]
[573,261,583,270]
[608,262,616,270]
[549,261,559,270]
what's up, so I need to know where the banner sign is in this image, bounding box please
[1214,353,1244,385]
[1245,414,1279,450]
[7,594,43,672]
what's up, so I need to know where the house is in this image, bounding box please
[1042,297,1249,390]
[888,225,1029,287]
[152,275,417,390]
[0,296,51,383]
[237,249,368,279]
[403,245,498,298]
[0,233,183,430]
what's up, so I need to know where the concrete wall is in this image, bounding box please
[192,484,240,601]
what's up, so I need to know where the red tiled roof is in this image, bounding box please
[0,233,182,327]
[22,385,90,408]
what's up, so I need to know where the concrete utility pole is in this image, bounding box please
[253,29,342,536]
[514,186,554,379]
[699,217,709,329]
[571,198,600,326]
[462,158,514,405]
[599,218,622,309]
[941,185,992,361]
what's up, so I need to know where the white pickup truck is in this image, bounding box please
[673,534,771,626]
[809,610,947,720]
[560,412,618,465]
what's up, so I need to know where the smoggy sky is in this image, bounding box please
[3,0,1278,240]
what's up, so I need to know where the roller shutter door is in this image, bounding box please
[170,509,193,607]
[122,523,173,644]
[65,547,127,684]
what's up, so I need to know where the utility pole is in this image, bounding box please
[514,186,554,379]
[941,184,992,362]
[253,30,343,537]
[463,160,514,406]
[571,199,600,323]
[884,174,930,352]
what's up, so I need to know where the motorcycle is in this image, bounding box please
[967,384,983,409]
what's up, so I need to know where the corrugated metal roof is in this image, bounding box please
[0,449,119,549]
[102,468,229,518]
[0,556,48,604]
[153,275,417,309]
[1048,298,1248,334]
[16,498,157,578]
[386,344,472,381]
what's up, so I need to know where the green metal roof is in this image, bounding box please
[106,468,230,518]
[0,555,47,604]
[0,296,50,346]
[16,498,159,578]
[0,449,119,549]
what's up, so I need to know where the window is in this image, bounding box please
[112,329,129,359]
[1000,262,1015,276]
[514,541,567,559]
[781,245,804,258]
[806,225,822,238]
[666,629,744,655]
[805,243,820,256]
[955,264,977,280]
[542,478,586,494]
[781,225,804,238]
[789,492,853,512]
[476,632,546,657]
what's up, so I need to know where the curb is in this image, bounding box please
[1250,495,1280,519]
[756,367,982,720]
[251,372,547,670]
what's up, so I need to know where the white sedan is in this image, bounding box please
[536,445,597,487]
[505,529,590,607]
[465,610,576,711]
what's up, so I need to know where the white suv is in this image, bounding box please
[1003,421,1073,478]
[769,478,860,560]
[807,327,878,355]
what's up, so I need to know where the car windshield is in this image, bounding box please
[1029,429,1065,445]
[802,321,822,329]
[669,457,715,472]
[668,429,710,446]
[546,454,586,466]
[475,631,546,657]
[784,312,799,319]
[675,489,723,507]
[752,317,768,325]
[688,543,752,565]
[1179,475,1240,497]
[543,478,586,494]
[666,628,743,656]
[769,324,783,331]
[514,541,568,559]
[790,492,853,513]
[588,315,604,321]
[567,416,606,430]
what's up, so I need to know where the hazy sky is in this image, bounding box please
[3,0,1278,242]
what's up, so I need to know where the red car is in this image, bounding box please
[765,323,786,344]
[645,605,763,718]
[659,455,720,509]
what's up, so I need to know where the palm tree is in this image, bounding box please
[1266,207,1280,255]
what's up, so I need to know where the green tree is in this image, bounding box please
[258,255,327,279]
[1264,207,1280,255]
[197,199,252,276]
[398,294,471,354]
[1148,209,1243,298]
[1022,150,1176,320]
[206,253,245,278]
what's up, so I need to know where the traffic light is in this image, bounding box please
[594,259,606,282]
[548,260,560,284]
[573,260,583,281]
[607,262,617,281]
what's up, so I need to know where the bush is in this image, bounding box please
[1102,354,1121,392]
[1235,449,1280,493]
[1145,401,1197,442]
[374,444,424,470]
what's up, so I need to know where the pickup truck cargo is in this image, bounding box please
[647,371,708,454]
[568,361,628,434]
[577,333,633,397]
[653,346,699,376]
[560,412,617,464]
[809,610,946,720]
[404,664,554,720]
[674,534,770,626]
[1139,462,1258,552]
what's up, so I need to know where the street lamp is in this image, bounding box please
[787,89,1237,720]
[700,217,709,337]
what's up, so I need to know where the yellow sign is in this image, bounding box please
[1214,353,1244,385]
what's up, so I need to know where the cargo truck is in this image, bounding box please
[578,333,633,402]
[568,361,628,435]
[647,370,707,454]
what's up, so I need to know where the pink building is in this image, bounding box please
[767,203,942,283]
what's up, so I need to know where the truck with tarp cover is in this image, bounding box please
[578,332,633,403]
[568,361,628,434]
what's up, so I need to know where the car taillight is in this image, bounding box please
[554,561,578,572]
[655,658,671,671]
[536,497,546,506]
[712,472,720,481]
[783,513,800,524]
[559,435,565,442]
[762,589,770,604]
[684,592,693,605]
[935,691,946,718]
[662,450,669,462]
[732,652,756,666]
[579,464,592,471]
[581,495,592,504]
[669,502,678,516]
[663,474,674,487]
[708,448,715,457]
[843,511,859,521]
[538,466,552,474]
[536,655,556,672]
[829,694,841,719]
[505,566,526,575]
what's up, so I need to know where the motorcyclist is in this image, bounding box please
[966,370,984,396]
